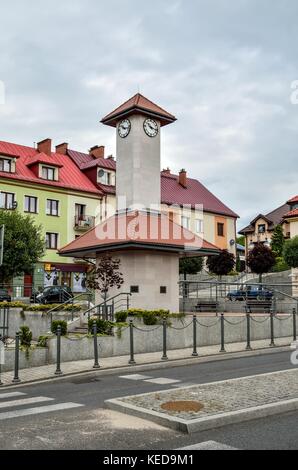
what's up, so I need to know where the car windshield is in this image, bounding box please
[43,287,52,294]
[0,289,8,295]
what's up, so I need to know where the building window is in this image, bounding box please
[160,286,167,294]
[46,233,58,250]
[217,223,225,237]
[24,196,38,214]
[46,199,59,216]
[98,169,114,185]
[0,192,15,210]
[258,224,266,234]
[130,286,139,294]
[195,219,204,234]
[181,216,190,230]
[0,158,12,173]
[42,166,55,181]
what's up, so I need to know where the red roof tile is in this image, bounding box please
[26,152,63,168]
[284,208,298,218]
[161,173,238,218]
[101,93,177,127]
[288,195,298,204]
[81,157,116,171]
[0,140,103,196]
[59,211,220,257]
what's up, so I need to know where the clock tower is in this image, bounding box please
[101,93,176,212]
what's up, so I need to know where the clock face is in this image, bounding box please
[118,119,131,138]
[144,118,159,138]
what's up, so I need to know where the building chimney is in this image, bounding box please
[179,169,187,188]
[89,145,105,159]
[107,155,114,161]
[162,168,171,175]
[37,138,52,156]
[55,142,68,155]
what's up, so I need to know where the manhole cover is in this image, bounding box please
[161,401,204,413]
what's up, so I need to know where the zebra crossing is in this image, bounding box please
[0,390,83,421]
[119,374,194,388]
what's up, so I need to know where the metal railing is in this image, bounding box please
[83,292,132,322]
[0,307,9,341]
[74,215,95,231]
[47,289,94,324]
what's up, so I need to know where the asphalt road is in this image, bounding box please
[0,350,297,450]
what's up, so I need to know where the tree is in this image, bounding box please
[179,257,203,279]
[0,211,45,284]
[207,250,235,277]
[180,257,203,298]
[237,236,245,247]
[271,225,285,257]
[87,253,124,300]
[247,242,275,283]
[283,236,298,269]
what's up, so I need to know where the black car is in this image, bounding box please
[0,288,11,302]
[30,286,73,304]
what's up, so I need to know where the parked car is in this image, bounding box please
[227,286,273,302]
[0,288,11,303]
[30,286,73,304]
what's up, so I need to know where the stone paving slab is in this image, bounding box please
[106,369,298,434]
[0,336,293,387]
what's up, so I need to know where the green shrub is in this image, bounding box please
[20,326,32,348]
[272,257,290,273]
[88,317,113,335]
[142,312,158,326]
[0,303,82,312]
[37,335,51,348]
[115,311,128,323]
[51,320,68,336]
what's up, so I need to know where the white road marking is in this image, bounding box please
[144,378,181,385]
[119,374,153,381]
[0,392,26,400]
[0,396,54,409]
[0,402,83,421]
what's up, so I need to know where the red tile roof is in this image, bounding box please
[59,211,220,257]
[0,140,103,196]
[67,149,237,218]
[101,93,177,127]
[284,208,298,218]
[161,173,238,218]
[288,195,298,204]
[26,152,63,168]
[239,203,290,234]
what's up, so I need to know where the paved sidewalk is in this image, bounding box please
[0,336,293,387]
[106,369,298,433]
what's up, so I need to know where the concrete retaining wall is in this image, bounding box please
[7,309,81,340]
[2,348,48,372]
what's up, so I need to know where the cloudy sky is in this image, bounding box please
[1,0,298,231]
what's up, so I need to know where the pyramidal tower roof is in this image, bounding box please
[101,93,177,127]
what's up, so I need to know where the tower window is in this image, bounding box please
[217,223,225,237]
[160,286,167,294]
[130,286,139,294]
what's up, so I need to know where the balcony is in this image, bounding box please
[74,215,95,231]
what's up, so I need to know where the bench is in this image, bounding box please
[245,300,272,314]
[195,301,218,313]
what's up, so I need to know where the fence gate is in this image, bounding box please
[0,308,9,339]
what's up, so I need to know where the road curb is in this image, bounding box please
[106,396,298,434]
[0,344,292,390]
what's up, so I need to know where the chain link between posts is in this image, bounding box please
[169,321,193,331]
[196,318,221,328]
[250,316,270,324]
[223,317,247,326]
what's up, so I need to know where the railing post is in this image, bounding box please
[293,308,297,342]
[93,321,100,369]
[12,332,21,384]
[220,314,226,353]
[192,315,198,357]
[0,337,3,386]
[246,313,252,351]
[55,326,63,376]
[127,294,130,311]
[162,317,168,361]
[270,311,275,348]
[129,320,136,365]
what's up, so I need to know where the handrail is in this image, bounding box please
[46,289,94,323]
[83,292,132,317]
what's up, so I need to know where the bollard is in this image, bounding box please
[270,311,275,348]
[93,321,100,369]
[220,314,226,353]
[293,309,297,342]
[162,317,168,361]
[192,315,198,357]
[0,365,2,387]
[12,332,21,384]
[129,320,136,365]
[55,326,63,376]
[246,313,252,351]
